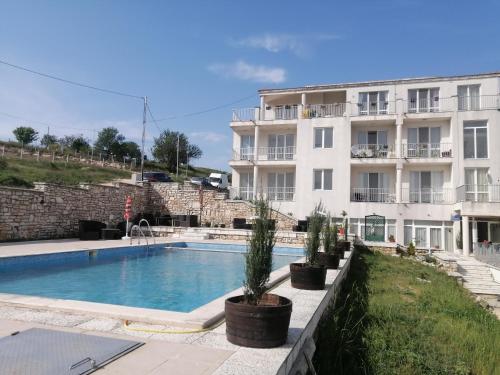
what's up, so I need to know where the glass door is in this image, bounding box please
[408,128,418,157]
[418,127,430,157]
[240,172,253,200]
[430,127,441,157]
[240,135,254,160]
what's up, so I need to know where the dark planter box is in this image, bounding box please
[317,252,340,269]
[290,263,327,290]
[225,294,292,348]
[335,241,350,259]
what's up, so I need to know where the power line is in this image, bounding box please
[0,110,98,133]
[0,58,143,100]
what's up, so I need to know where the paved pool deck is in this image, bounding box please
[0,238,352,374]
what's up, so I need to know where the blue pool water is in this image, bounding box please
[0,242,302,312]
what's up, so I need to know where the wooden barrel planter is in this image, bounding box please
[335,240,350,259]
[290,263,327,290]
[317,252,340,269]
[225,294,292,348]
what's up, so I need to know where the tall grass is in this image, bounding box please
[314,243,500,374]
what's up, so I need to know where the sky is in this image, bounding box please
[0,0,499,170]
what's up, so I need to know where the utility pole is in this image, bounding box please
[140,96,147,182]
[176,133,180,178]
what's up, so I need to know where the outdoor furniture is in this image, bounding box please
[78,220,106,240]
[156,215,173,226]
[101,228,122,240]
[293,219,308,232]
[232,218,252,230]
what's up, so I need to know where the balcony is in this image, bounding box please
[229,187,295,201]
[458,95,500,111]
[351,144,395,159]
[457,185,500,203]
[404,97,454,113]
[232,107,259,122]
[352,101,396,116]
[351,188,395,203]
[229,187,254,201]
[232,147,296,162]
[402,143,452,158]
[401,188,454,204]
[303,103,346,118]
[264,105,298,121]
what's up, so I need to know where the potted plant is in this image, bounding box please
[388,234,395,243]
[290,203,327,290]
[317,216,340,269]
[335,210,350,259]
[225,198,292,348]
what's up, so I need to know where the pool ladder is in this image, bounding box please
[130,219,156,249]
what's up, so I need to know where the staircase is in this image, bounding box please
[457,259,500,296]
[172,228,210,240]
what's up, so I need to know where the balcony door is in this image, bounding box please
[240,135,254,160]
[268,134,294,160]
[358,172,389,202]
[268,172,295,201]
[359,91,388,115]
[357,130,388,156]
[408,88,440,113]
[408,127,441,157]
[458,85,480,110]
[410,171,443,203]
[465,168,489,202]
[240,172,254,200]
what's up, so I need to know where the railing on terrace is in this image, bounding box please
[402,143,453,158]
[303,103,346,118]
[232,107,259,122]
[351,144,396,159]
[232,148,255,161]
[257,146,296,161]
[456,185,500,203]
[263,187,295,201]
[404,96,455,113]
[473,242,500,268]
[264,105,299,121]
[352,100,396,116]
[401,188,454,204]
[229,187,254,200]
[458,95,500,111]
[350,188,395,203]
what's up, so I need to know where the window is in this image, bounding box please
[313,169,333,190]
[267,172,295,201]
[407,127,441,157]
[358,91,389,115]
[458,85,480,111]
[409,171,444,203]
[464,121,488,159]
[239,172,254,200]
[403,220,452,249]
[408,88,440,112]
[354,173,391,202]
[240,135,254,160]
[465,168,489,202]
[268,134,295,160]
[314,128,333,148]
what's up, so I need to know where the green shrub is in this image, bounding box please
[407,241,416,256]
[0,159,7,169]
[0,175,33,188]
[305,203,325,264]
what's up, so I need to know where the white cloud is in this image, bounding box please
[189,131,227,143]
[232,33,340,57]
[208,60,286,84]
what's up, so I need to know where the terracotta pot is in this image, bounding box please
[290,263,327,290]
[317,252,340,269]
[225,294,292,348]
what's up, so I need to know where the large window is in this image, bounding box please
[458,85,480,111]
[353,172,392,202]
[313,169,333,190]
[358,91,389,115]
[409,171,444,203]
[239,135,254,160]
[407,127,441,157]
[268,134,295,160]
[408,88,440,112]
[464,121,488,159]
[404,220,453,250]
[314,128,333,148]
[465,168,489,202]
[267,172,295,201]
[239,172,254,200]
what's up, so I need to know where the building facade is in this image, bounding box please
[229,72,500,255]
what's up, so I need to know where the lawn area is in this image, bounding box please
[0,158,131,187]
[313,244,500,375]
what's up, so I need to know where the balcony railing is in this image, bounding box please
[264,105,298,121]
[402,143,453,158]
[353,101,396,116]
[263,187,295,201]
[303,103,346,118]
[351,188,395,203]
[232,147,255,161]
[229,187,254,200]
[351,144,395,159]
[457,185,500,203]
[232,107,259,122]
[404,97,457,113]
[257,146,296,161]
[401,188,454,204]
[458,95,500,111]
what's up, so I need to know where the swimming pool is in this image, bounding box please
[0,242,302,312]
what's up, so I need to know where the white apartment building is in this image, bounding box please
[229,72,500,255]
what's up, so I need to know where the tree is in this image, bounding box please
[59,135,90,153]
[13,127,38,145]
[118,141,141,160]
[94,127,125,156]
[152,129,203,171]
[40,134,58,148]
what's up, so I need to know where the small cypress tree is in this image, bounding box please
[305,203,325,265]
[243,198,275,305]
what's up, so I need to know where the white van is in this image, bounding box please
[208,173,228,189]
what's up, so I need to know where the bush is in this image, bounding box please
[322,216,338,254]
[305,203,325,264]
[0,175,34,188]
[407,241,416,256]
[243,198,275,305]
[0,159,7,169]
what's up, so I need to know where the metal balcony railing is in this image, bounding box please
[404,97,457,113]
[353,101,396,116]
[232,148,255,161]
[402,143,453,158]
[457,185,500,203]
[232,107,259,122]
[257,146,296,161]
[263,105,299,120]
[229,187,254,201]
[351,144,395,159]
[401,188,454,204]
[264,187,295,201]
[303,103,346,118]
[457,95,500,111]
[350,188,395,203]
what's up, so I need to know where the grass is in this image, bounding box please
[0,158,131,188]
[313,244,500,375]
